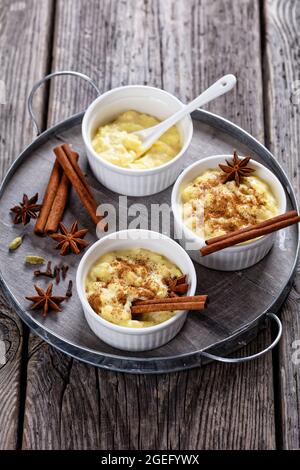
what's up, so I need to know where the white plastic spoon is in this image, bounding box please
[133,74,237,157]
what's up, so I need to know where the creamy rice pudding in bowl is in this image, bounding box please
[76,230,197,351]
[82,85,193,196]
[171,154,286,271]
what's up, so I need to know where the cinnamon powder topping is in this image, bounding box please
[85,248,183,328]
[181,163,278,239]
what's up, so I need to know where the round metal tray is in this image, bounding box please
[0,80,299,374]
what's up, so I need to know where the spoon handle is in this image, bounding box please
[178,74,236,118]
[140,74,236,148]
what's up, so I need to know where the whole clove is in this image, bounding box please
[34,261,54,279]
[66,280,73,298]
[54,265,61,284]
[61,264,69,280]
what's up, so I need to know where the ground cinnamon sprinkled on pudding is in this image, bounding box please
[85,249,182,328]
[181,169,278,239]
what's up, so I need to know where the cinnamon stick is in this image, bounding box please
[133,295,208,306]
[44,151,79,234]
[205,210,298,245]
[62,144,95,203]
[201,213,300,256]
[53,145,107,231]
[34,160,62,234]
[131,301,206,314]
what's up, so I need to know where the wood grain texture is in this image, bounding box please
[0,293,23,450]
[264,0,300,450]
[0,0,54,449]
[23,344,101,450]
[22,0,276,450]
[96,329,275,450]
[158,0,264,142]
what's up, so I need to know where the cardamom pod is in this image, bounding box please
[9,236,23,250]
[25,255,46,265]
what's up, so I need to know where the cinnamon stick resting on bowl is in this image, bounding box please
[200,210,300,256]
[131,295,208,314]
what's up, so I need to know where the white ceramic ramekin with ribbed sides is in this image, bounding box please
[82,85,193,197]
[171,155,287,271]
[76,230,197,351]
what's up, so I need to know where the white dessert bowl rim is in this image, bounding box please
[82,84,193,176]
[76,229,197,335]
[171,154,287,252]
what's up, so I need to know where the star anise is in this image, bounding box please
[10,193,41,225]
[219,151,255,186]
[165,275,188,297]
[50,221,89,256]
[25,283,66,317]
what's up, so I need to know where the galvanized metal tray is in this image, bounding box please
[0,72,298,373]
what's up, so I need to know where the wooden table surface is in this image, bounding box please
[0,0,299,450]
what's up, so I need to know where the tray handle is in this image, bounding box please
[27,70,101,135]
[200,312,282,363]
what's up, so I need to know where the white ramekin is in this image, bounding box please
[76,229,197,351]
[171,155,287,271]
[82,86,193,197]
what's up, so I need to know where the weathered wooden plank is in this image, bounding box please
[22,0,275,449]
[23,346,101,449]
[264,0,300,450]
[158,0,264,142]
[96,329,275,450]
[0,0,54,449]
